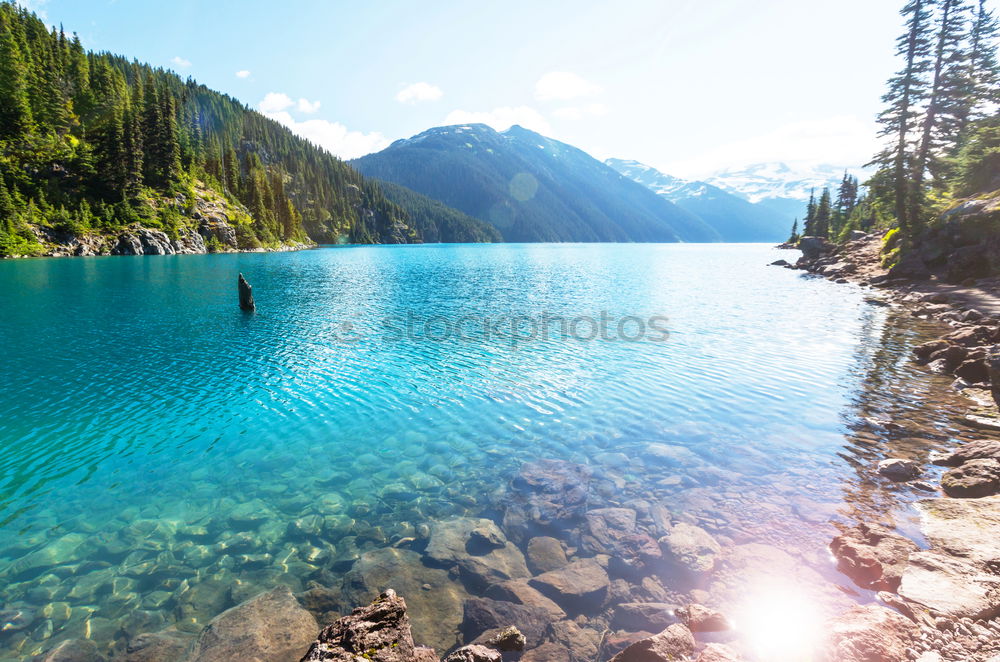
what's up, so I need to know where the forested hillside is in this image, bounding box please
[0,3,493,256]
[375,180,501,243]
[792,0,999,263]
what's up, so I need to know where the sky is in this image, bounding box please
[17,0,1000,179]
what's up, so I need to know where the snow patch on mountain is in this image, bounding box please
[704,162,869,204]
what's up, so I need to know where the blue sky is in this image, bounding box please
[19,0,1000,178]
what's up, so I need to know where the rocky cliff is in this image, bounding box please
[13,184,313,258]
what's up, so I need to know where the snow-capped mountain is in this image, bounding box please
[703,162,869,223]
[606,158,791,242]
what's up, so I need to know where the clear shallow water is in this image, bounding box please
[0,244,977,659]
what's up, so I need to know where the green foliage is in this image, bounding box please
[0,1,479,257]
[376,180,502,243]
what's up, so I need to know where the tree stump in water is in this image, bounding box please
[238,273,255,311]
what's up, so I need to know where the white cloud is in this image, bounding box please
[297,98,322,114]
[534,72,602,101]
[396,82,444,104]
[171,56,192,68]
[259,92,295,114]
[443,106,551,135]
[235,70,251,79]
[663,115,879,179]
[551,103,609,121]
[260,109,389,159]
[16,0,47,18]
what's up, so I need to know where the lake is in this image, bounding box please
[0,244,973,660]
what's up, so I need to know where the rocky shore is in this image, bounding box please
[786,232,1000,661]
[3,185,314,259]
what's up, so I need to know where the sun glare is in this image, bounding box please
[732,584,825,661]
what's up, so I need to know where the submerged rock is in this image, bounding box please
[190,585,317,662]
[529,558,610,613]
[120,631,194,662]
[607,624,695,662]
[695,644,740,662]
[821,605,917,662]
[483,579,566,620]
[424,517,530,591]
[611,602,678,633]
[484,626,526,652]
[300,590,418,662]
[876,458,921,482]
[503,460,591,543]
[525,537,568,574]
[659,522,720,573]
[675,604,729,633]
[461,598,550,649]
[932,439,1000,466]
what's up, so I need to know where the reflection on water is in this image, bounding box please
[0,244,986,659]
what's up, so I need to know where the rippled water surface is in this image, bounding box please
[0,244,979,659]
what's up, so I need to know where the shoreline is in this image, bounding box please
[785,234,1000,661]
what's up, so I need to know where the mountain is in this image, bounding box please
[353,124,719,243]
[376,181,502,243]
[605,159,789,242]
[703,162,868,225]
[0,2,488,256]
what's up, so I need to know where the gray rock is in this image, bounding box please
[461,598,550,649]
[877,458,921,481]
[525,537,568,574]
[546,620,602,662]
[608,624,695,662]
[582,508,660,567]
[484,626,526,652]
[611,602,678,632]
[941,458,1000,498]
[676,604,729,632]
[483,579,566,620]
[659,522,720,572]
[443,645,501,662]
[821,605,917,662]
[190,585,318,662]
[424,517,530,591]
[504,460,592,543]
[529,558,610,613]
[300,590,417,662]
[798,236,832,261]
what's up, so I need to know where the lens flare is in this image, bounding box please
[732,583,824,661]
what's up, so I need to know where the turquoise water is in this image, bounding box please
[0,244,952,658]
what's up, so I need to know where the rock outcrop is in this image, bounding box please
[821,605,918,662]
[301,590,419,662]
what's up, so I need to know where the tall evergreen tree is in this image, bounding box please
[871,0,935,234]
[814,188,833,238]
[803,188,817,236]
[788,218,799,243]
[0,10,34,137]
[912,0,972,210]
[954,0,1000,142]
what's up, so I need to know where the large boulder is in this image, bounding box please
[341,548,471,654]
[443,645,500,662]
[941,458,1000,498]
[581,508,660,568]
[424,518,530,592]
[119,631,194,662]
[932,439,1000,466]
[946,245,991,283]
[916,495,1000,563]
[525,537,568,574]
[189,585,318,662]
[798,236,832,261]
[821,605,917,662]
[607,624,695,662]
[484,579,566,619]
[528,558,610,614]
[300,590,418,662]
[659,522,720,573]
[830,523,918,591]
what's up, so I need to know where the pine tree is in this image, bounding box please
[871,0,935,234]
[0,9,34,137]
[954,0,1000,142]
[912,0,972,212]
[814,188,833,238]
[803,189,817,236]
[788,219,799,243]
